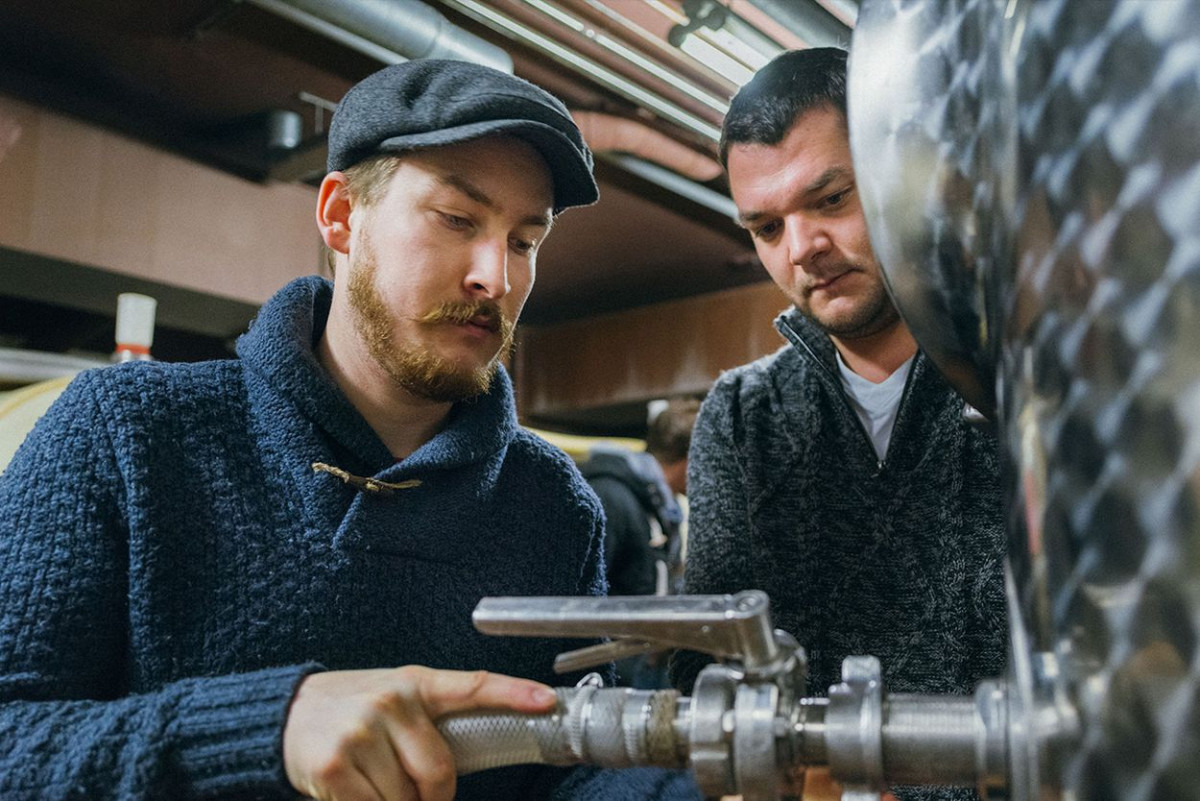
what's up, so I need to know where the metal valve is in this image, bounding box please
[439,591,1011,801]
[472,590,807,800]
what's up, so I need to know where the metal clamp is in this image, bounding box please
[826,656,886,800]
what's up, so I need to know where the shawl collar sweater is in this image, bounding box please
[0,277,661,800]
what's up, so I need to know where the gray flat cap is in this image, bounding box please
[327,59,598,213]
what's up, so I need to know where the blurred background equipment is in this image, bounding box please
[112,292,157,362]
[0,0,851,438]
[0,292,157,472]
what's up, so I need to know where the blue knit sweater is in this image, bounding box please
[0,277,699,801]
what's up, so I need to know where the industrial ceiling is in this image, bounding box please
[0,0,856,422]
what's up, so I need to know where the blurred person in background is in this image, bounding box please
[581,397,699,687]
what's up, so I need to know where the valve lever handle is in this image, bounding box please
[553,639,659,674]
[473,590,780,669]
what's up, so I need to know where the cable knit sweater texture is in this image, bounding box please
[0,276,698,801]
[671,309,1007,800]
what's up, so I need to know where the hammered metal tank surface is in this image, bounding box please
[850,1,1200,799]
[848,0,1016,419]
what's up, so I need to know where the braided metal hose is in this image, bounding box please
[438,685,686,775]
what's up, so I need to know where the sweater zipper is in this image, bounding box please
[784,318,920,477]
[876,356,921,475]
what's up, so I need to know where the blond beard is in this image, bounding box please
[346,240,515,402]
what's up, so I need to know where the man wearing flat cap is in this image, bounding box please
[0,60,698,801]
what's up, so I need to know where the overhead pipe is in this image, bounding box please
[811,0,859,29]
[555,0,747,100]
[438,0,723,143]
[746,0,853,49]
[570,111,723,183]
[489,0,731,121]
[669,0,785,63]
[244,0,514,73]
[568,111,734,219]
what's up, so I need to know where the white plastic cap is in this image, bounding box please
[646,398,669,425]
[115,293,157,350]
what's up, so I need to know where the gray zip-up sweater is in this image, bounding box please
[671,308,1006,798]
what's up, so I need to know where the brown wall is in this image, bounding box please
[0,95,319,305]
[517,280,790,417]
[1,93,793,430]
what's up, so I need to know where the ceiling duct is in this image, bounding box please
[746,0,853,49]
[245,0,514,72]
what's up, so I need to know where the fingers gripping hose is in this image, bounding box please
[438,686,685,775]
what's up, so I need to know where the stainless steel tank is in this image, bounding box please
[850,0,1200,797]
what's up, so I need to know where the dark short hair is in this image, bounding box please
[645,397,702,463]
[719,48,848,167]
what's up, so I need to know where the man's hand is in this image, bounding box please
[798,769,902,801]
[283,666,558,801]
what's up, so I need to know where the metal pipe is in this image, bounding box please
[599,154,736,221]
[811,0,859,29]
[519,0,731,117]
[463,594,1016,796]
[438,0,723,142]
[791,696,830,767]
[881,695,984,786]
[244,0,513,72]
[745,0,852,48]
[559,0,742,98]
[439,683,1009,791]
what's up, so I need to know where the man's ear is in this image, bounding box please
[316,172,353,255]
